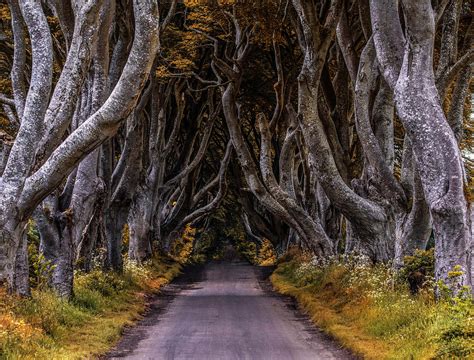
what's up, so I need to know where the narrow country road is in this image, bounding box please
[108,261,354,360]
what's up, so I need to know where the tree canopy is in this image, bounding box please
[0,0,472,299]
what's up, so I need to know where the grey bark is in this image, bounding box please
[293,0,395,260]
[13,229,30,296]
[0,0,53,288]
[370,0,472,290]
[7,0,26,119]
[35,195,75,298]
[397,1,471,291]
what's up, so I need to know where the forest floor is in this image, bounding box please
[107,260,354,360]
[0,256,182,359]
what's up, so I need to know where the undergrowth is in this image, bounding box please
[235,238,277,265]
[271,249,473,359]
[0,256,181,359]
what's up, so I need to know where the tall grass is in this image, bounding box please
[0,256,181,359]
[271,251,473,359]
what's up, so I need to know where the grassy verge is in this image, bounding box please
[0,256,182,359]
[271,252,473,359]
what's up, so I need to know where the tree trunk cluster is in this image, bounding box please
[0,0,472,297]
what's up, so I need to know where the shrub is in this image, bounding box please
[123,257,153,284]
[256,239,276,266]
[190,231,215,263]
[26,221,56,290]
[236,240,257,263]
[399,248,435,294]
[13,290,88,338]
[73,287,105,312]
[436,271,474,358]
[170,224,197,264]
[75,270,126,296]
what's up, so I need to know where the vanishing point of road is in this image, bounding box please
[108,261,354,360]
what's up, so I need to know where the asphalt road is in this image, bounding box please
[109,261,353,360]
